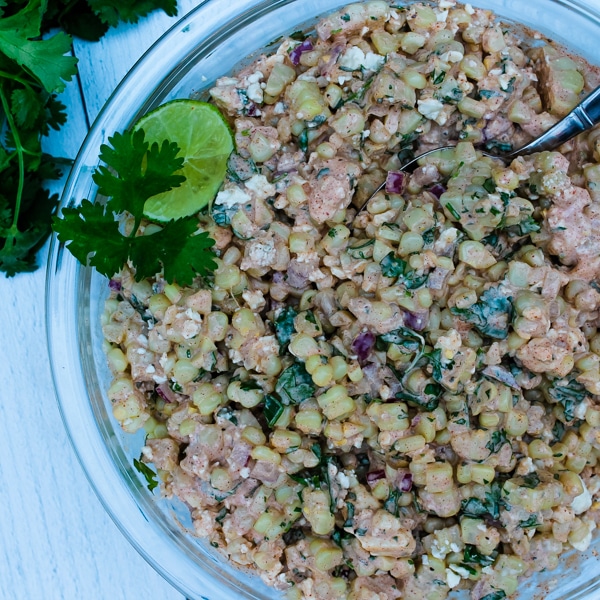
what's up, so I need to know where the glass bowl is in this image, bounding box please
[46,0,600,599]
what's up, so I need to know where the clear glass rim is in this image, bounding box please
[46,0,600,598]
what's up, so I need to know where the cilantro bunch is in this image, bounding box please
[0,0,179,276]
[53,129,217,286]
[0,0,77,275]
[44,0,177,41]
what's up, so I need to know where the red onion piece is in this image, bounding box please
[156,383,178,403]
[398,472,413,492]
[385,171,406,194]
[351,331,376,363]
[404,310,429,332]
[109,279,121,292]
[289,40,314,65]
[245,101,260,117]
[428,183,446,199]
[366,470,386,485]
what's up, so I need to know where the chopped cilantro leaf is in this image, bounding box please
[264,394,284,427]
[276,362,315,405]
[486,429,510,454]
[548,375,587,422]
[380,251,406,278]
[274,306,298,349]
[480,592,506,600]
[451,286,513,339]
[133,458,158,492]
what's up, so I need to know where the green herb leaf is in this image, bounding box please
[380,251,406,278]
[461,481,510,520]
[87,0,178,27]
[397,383,442,412]
[133,457,158,492]
[53,129,217,285]
[463,544,495,567]
[264,394,284,427]
[548,375,587,422]
[480,592,506,600]
[0,2,78,93]
[486,429,510,454]
[53,199,128,276]
[518,215,540,235]
[519,514,539,528]
[483,178,496,193]
[451,286,513,339]
[275,362,315,405]
[93,129,185,222]
[521,472,540,489]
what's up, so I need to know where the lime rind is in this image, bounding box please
[133,99,234,222]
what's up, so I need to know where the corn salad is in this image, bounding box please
[102,1,600,599]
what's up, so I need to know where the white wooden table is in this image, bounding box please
[0,3,199,598]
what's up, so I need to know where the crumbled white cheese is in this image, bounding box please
[242,289,265,310]
[184,308,202,322]
[240,467,250,479]
[435,329,462,362]
[449,564,472,579]
[246,82,263,103]
[338,74,353,85]
[465,3,475,13]
[159,352,169,370]
[152,374,167,384]
[439,0,456,7]
[339,46,365,71]
[431,542,447,559]
[363,52,385,71]
[519,457,535,475]
[446,569,461,589]
[141,445,153,461]
[273,102,286,114]
[422,555,430,565]
[498,74,515,92]
[247,71,264,84]
[337,471,351,488]
[436,9,449,22]
[574,399,589,420]
[247,240,276,267]
[339,46,384,72]
[245,174,276,200]
[417,97,445,121]
[215,186,251,208]
[572,476,593,515]
[433,227,459,254]
[136,348,146,354]
[145,365,156,374]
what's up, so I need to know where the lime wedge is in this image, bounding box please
[133,99,234,222]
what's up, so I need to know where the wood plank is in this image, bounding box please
[74,0,197,125]
[0,245,182,600]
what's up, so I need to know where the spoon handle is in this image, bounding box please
[510,85,600,157]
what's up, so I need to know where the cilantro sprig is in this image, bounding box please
[0,0,180,276]
[53,129,217,286]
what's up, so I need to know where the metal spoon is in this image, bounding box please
[357,84,600,212]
